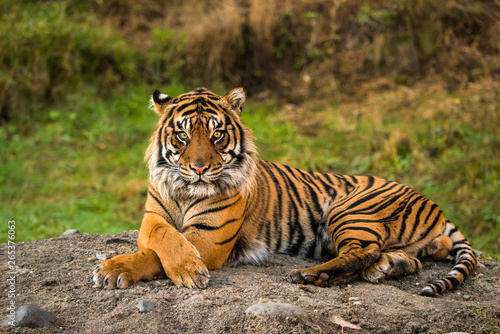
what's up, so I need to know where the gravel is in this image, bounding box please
[0,230,498,333]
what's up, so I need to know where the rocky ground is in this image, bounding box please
[1,230,499,333]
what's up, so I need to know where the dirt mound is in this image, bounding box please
[1,231,499,333]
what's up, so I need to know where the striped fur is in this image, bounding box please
[93,87,476,296]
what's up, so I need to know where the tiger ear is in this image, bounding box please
[151,89,173,115]
[223,87,246,115]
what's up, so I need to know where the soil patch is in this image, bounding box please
[1,231,499,333]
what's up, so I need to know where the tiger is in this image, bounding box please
[93,87,477,297]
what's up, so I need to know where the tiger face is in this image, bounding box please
[147,87,257,199]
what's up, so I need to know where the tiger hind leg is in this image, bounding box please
[289,244,381,287]
[361,250,422,284]
[426,235,453,260]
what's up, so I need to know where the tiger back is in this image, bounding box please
[93,87,477,297]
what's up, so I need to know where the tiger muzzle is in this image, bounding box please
[190,163,210,175]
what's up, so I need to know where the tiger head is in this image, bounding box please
[147,87,257,199]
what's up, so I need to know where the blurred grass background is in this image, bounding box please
[0,0,498,256]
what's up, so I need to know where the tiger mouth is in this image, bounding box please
[186,174,216,184]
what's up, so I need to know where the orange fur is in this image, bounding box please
[93,87,476,296]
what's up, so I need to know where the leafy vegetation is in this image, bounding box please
[1,81,498,256]
[0,0,498,256]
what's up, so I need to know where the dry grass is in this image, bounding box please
[3,0,500,121]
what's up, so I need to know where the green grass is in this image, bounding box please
[1,82,499,257]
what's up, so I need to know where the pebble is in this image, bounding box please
[1,305,56,328]
[95,253,107,261]
[245,303,307,317]
[331,315,361,330]
[463,295,471,300]
[62,229,80,236]
[185,294,206,303]
[137,300,156,313]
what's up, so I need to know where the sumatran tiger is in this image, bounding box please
[93,87,477,297]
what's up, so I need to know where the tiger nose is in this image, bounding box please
[190,163,210,175]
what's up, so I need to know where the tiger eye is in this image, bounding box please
[178,132,188,140]
[213,131,222,139]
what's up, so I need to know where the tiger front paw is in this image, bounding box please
[93,249,165,289]
[161,243,210,289]
[93,254,140,289]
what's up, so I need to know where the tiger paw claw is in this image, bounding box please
[289,270,330,287]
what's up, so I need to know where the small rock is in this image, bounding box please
[185,294,206,303]
[348,297,360,301]
[463,295,471,300]
[95,253,107,261]
[331,314,361,330]
[245,303,307,317]
[137,300,156,313]
[16,267,31,275]
[62,229,80,236]
[353,301,362,306]
[1,305,56,328]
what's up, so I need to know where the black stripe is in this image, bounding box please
[184,196,213,215]
[447,226,459,235]
[447,276,460,289]
[452,265,469,278]
[157,122,167,163]
[275,165,304,208]
[287,198,305,255]
[335,226,383,244]
[451,246,474,256]
[216,222,244,245]
[397,193,421,241]
[183,218,239,232]
[148,190,175,223]
[419,204,441,239]
[187,196,241,220]
[328,182,401,224]
[314,173,339,197]
[199,98,219,110]
[294,170,323,215]
[174,102,195,114]
[337,238,378,250]
[261,162,285,252]
[407,197,428,242]
[145,210,166,220]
